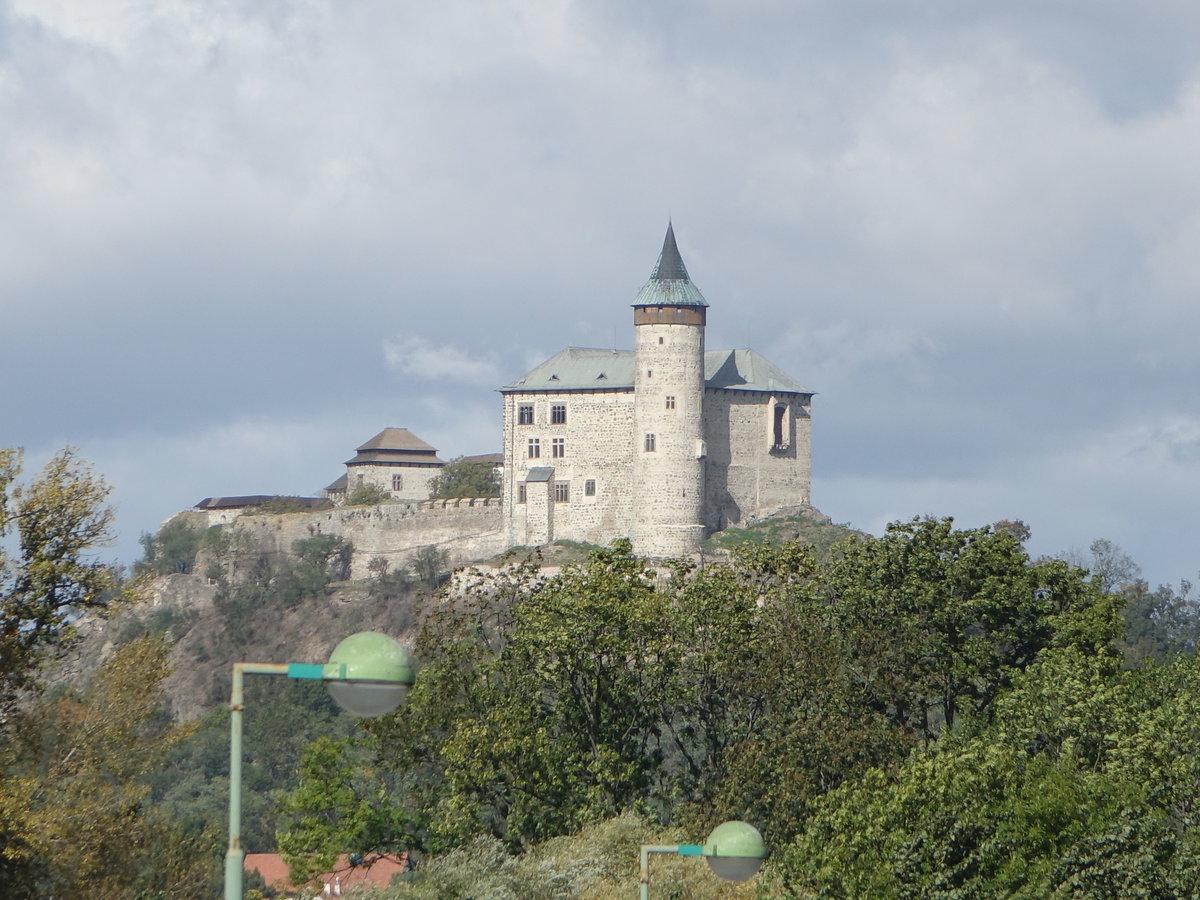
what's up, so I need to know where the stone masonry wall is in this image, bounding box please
[209,500,505,581]
[632,319,707,557]
[705,389,812,529]
[503,389,637,547]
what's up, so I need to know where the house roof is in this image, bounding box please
[194,495,329,511]
[631,221,709,308]
[460,452,504,465]
[356,427,438,453]
[245,852,410,893]
[502,347,810,395]
[345,428,446,467]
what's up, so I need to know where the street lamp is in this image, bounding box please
[224,632,415,900]
[639,820,766,899]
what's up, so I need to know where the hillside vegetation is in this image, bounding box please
[5,446,1200,897]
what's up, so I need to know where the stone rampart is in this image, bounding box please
[187,499,505,581]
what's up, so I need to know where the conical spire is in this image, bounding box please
[632,221,709,308]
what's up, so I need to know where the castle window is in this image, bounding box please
[517,484,526,504]
[392,474,403,491]
[551,404,567,424]
[552,437,565,458]
[665,395,676,410]
[658,336,663,344]
[647,369,653,378]
[585,479,596,496]
[773,404,788,449]
[518,404,534,425]
[644,433,656,452]
[555,482,570,502]
[528,438,541,458]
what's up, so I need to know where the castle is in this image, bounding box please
[500,223,812,558]
[188,223,813,568]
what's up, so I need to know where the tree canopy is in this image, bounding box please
[277,518,1130,878]
[0,447,119,705]
[428,457,501,500]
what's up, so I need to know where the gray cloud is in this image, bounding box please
[4,0,1200,585]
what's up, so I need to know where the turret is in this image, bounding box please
[631,222,708,557]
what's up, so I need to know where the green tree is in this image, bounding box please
[359,519,1122,859]
[1121,578,1199,665]
[137,515,206,575]
[774,643,1200,898]
[346,483,390,506]
[428,457,500,500]
[0,635,218,898]
[822,517,1113,738]
[0,447,118,705]
[411,545,449,589]
[277,736,418,887]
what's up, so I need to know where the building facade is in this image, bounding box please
[501,224,813,558]
[326,427,446,503]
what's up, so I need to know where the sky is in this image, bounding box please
[3,0,1200,587]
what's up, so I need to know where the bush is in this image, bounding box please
[346,484,391,506]
[428,458,500,500]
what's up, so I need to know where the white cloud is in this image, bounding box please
[383,336,502,388]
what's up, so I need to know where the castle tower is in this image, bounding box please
[631,222,708,557]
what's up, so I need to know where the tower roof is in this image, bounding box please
[632,222,709,308]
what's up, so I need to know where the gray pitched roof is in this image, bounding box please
[345,427,446,466]
[501,347,809,395]
[631,222,709,308]
[356,428,437,453]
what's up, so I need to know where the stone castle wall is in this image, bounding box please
[502,389,637,547]
[181,500,505,581]
[705,389,812,530]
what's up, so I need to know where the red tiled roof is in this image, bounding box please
[245,852,409,893]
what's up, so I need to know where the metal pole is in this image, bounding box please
[225,663,288,900]
[224,664,246,900]
[639,844,699,899]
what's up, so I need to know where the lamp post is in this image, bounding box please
[639,820,766,899]
[224,632,415,900]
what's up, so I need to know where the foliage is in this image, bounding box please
[773,646,1200,897]
[148,675,360,860]
[252,495,328,514]
[428,456,501,500]
[700,510,858,560]
[411,544,450,589]
[138,516,207,576]
[213,535,353,632]
[0,635,219,898]
[277,735,419,887]
[1122,577,1200,665]
[346,483,391,506]
[0,447,119,705]
[378,812,758,899]
[355,519,1117,862]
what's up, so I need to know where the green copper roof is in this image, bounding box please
[632,222,709,308]
[501,347,809,395]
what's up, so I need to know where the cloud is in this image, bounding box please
[383,336,502,388]
[6,0,1200,590]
